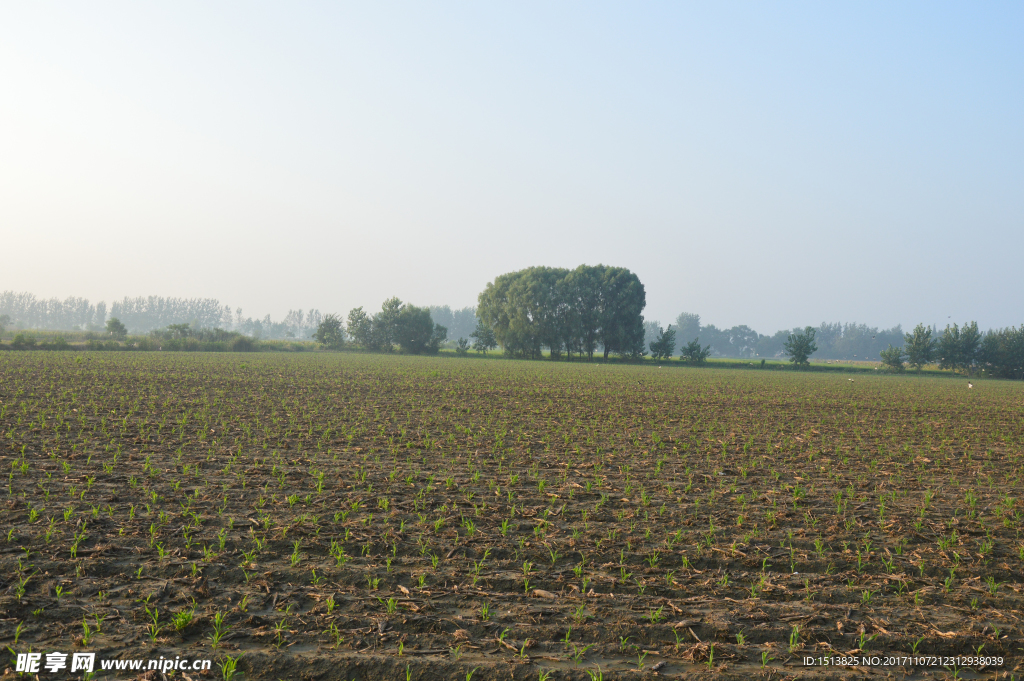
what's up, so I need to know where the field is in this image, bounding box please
[1,352,1023,680]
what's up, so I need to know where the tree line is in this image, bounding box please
[879,323,1024,379]
[644,312,906,361]
[5,281,1022,379]
[0,291,321,340]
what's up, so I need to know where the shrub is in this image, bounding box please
[11,334,37,350]
[40,336,70,351]
[106,317,128,340]
[231,336,257,352]
[314,314,345,350]
[680,338,711,364]
[879,344,906,373]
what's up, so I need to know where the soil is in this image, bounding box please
[1,352,1022,680]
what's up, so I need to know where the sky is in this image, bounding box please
[2,2,1022,333]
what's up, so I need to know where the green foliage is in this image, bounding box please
[978,325,1024,379]
[150,324,255,352]
[680,337,711,364]
[456,337,470,355]
[879,344,905,373]
[105,317,128,340]
[469,319,498,355]
[11,334,37,350]
[939,321,981,375]
[476,264,645,360]
[37,336,70,351]
[904,323,936,371]
[397,305,445,355]
[674,313,700,344]
[784,327,818,365]
[0,313,9,334]
[314,314,346,350]
[346,307,374,348]
[347,299,444,354]
[649,325,676,360]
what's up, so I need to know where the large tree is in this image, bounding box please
[477,264,645,360]
[597,266,646,359]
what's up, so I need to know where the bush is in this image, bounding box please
[106,317,128,340]
[231,336,257,352]
[680,338,711,364]
[11,334,37,350]
[314,314,345,350]
[880,344,906,373]
[40,336,70,351]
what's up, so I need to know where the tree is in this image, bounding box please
[984,325,1024,380]
[675,313,700,346]
[939,322,981,375]
[106,317,127,340]
[903,323,935,371]
[393,304,433,354]
[477,264,646,360]
[428,323,447,354]
[597,266,646,359]
[346,307,374,348]
[478,266,567,359]
[470,320,498,355]
[959,321,982,375]
[314,314,345,350]
[680,338,711,364]
[783,327,817,365]
[375,297,404,352]
[0,313,9,335]
[879,344,906,373]
[649,325,676,360]
[456,338,470,355]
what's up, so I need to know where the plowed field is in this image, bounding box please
[1,353,1022,680]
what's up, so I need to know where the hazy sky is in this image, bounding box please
[2,2,1022,333]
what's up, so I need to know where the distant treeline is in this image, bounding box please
[643,314,906,361]
[0,291,321,340]
[428,306,478,343]
[3,284,1021,379]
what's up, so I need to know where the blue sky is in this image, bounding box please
[1,2,1021,332]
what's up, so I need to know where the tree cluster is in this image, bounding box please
[345,298,447,354]
[881,322,1024,379]
[476,265,646,360]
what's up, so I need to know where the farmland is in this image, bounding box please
[1,352,1023,680]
